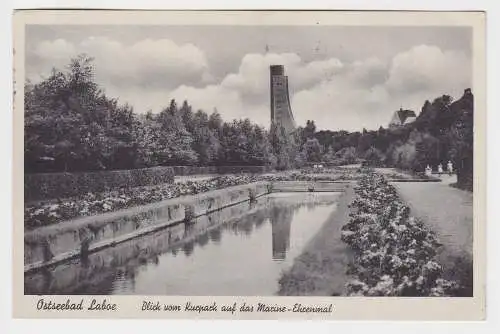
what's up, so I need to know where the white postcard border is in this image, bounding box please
[12,10,487,320]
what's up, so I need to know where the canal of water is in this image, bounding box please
[25,192,341,296]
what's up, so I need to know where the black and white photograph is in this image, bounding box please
[13,10,485,318]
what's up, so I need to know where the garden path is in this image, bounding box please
[393,181,474,294]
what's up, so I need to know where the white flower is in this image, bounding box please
[33,208,45,215]
[389,255,403,268]
[347,279,369,293]
[395,224,407,232]
[423,261,441,272]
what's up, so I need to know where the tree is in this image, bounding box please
[391,142,417,170]
[25,54,281,173]
[322,146,337,163]
[248,124,275,166]
[26,54,474,190]
[156,99,198,165]
[134,113,162,167]
[303,120,316,139]
[188,110,220,165]
[180,100,195,133]
[302,138,323,162]
[335,146,358,165]
[447,89,474,190]
[294,150,307,168]
[363,147,385,167]
[270,123,296,170]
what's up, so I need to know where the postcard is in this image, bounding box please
[12,10,486,320]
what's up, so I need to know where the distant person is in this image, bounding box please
[425,165,432,177]
[447,161,453,175]
[438,163,443,174]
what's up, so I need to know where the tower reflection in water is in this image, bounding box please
[270,205,293,261]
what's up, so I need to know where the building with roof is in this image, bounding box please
[388,108,417,128]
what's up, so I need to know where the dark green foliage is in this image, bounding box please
[215,165,272,174]
[184,205,196,223]
[219,118,275,166]
[26,55,473,191]
[302,138,323,163]
[168,165,272,175]
[25,55,277,174]
[303,120,317,140]
[363,147,385,167]
[25,54,142,173]
[24,166,175,202]
[322,146,358,166]
[446,89,474,190]
[306,89,474,190]
[269,123,298,170]
[155,99,199,165]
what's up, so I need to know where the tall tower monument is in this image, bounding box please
[270,65,296,133]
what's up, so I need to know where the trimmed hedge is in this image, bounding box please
[25,165,272,202]
[171,166,217,176]
[216,165,272,174]
[170,165,272,176]
[25,166,175,202]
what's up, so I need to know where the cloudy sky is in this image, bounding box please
[25,25,472,131]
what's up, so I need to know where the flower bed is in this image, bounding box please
[341,171,461,296]
[384,171,438,181]
[24,169,362,230]
[24,174,260,230]
[260,169,361,182]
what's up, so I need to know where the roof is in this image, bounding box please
[395,108,416,124]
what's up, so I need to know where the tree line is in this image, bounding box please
[296,90,474,190]
[25,55,279,173]
[25,55,473,190]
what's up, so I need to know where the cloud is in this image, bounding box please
[167,52,393,130]
[163,52,345,127]
[30,36,211,90]
[167,84,270,126]
[289,45,471,131]
[385,45,471,95]
[206,46,468,131]
[342,57,389,88]
[219,53,343,104]
[34,39,76,60]
[28,38,471,131]
[292,73,392,131]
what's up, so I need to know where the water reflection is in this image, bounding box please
[209,228,222,244]
[270,206,293,261]
[25,192,340,295]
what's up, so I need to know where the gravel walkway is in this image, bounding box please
[393,181,473,295]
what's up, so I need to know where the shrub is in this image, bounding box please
[25,166,175,202]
